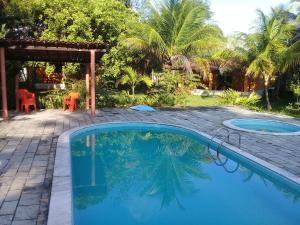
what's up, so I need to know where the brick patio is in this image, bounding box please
[0,107,300,225]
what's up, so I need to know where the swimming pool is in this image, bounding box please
[223,119,300,135]
[48,122,300,225]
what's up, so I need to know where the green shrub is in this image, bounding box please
[220,89,261,108]
[143,94,159,106]
[68,80,87,109]
[183,73,201,89]
[175,91,188,106]
[236,92,261,108]
[286,102,300,110]
[114,92,159,107]
[219,89,241,104]
[132,95,147,105]
[38,80,87,109]
[157,71,180,93]
[156,92,176,106]
[115,90,132,107]
[38,90,67,109]
[96,89,117,108]
[290,81,300,104]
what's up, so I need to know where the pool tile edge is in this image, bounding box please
[223,119,300,136]
[48,129,74,225]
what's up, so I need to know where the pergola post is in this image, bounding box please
[85,64,90,110]
[90,50,96,117]
[15,75,19,112]
[0,48,8,120]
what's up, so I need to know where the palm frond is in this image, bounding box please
[188,37,225,53]
[138,75,153,87]
[125,22,168,60]
[256,9,269,34]
[125,0,223,71]
[213,48,249,71]
[120,66,153,88]
[171,55,193,74]
[123,37,149,50]
[192,57,212,81]
[246,54,275,78]
[121,66,137,85]
[282,40,300,71]
[175,3,208,47]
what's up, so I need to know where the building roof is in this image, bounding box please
[0,39,109,63]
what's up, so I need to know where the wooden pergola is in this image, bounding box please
[0,39,109,120]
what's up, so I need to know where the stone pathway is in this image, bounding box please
[0,107,299,225]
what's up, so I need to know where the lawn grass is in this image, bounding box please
[180,95,223,107]
[254,99,300,118]
[106,91,300,118]
[180,95,300,118]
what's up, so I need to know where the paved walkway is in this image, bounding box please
[0,107,299,225]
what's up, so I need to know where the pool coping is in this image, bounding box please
[223,118,300,136]
[47,121,300,225]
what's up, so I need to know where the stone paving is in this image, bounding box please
[0,107,299,225]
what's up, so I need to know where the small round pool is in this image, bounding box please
[223,118,300,135]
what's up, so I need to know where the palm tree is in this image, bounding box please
[125,0,224,75]
[282,40,300,69]
[215,8,300,110]
[245,8,299,110]
[246,54,275,110]
[213,32,251,69]
[120,66,153,96]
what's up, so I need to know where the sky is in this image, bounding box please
[209,0,291,36]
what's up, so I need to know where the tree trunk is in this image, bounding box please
[208,73,213,90]
[132,86,135,97]
[264,77,272,110]
[274,74,281,100]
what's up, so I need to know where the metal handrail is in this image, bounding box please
[208,141,240,173]
[228,131,241,148]
[207,127,230,149]
[223,163,240,173]
[216,127,231,135]
[206,127,242,174]
[207,144,228,166]
[208,128,242,150]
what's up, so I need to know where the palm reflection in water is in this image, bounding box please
[71,128,300,214]
[71,130,213,209]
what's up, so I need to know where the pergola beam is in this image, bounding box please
[5,49,104,63]
[0,38,108,49]
[0,47,8,120]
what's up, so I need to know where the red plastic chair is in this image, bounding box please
[17,89,37,113]
[63,92,80,112]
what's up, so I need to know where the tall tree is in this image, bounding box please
[125,0,224,75]
[2,0,137,43]
[246,8,298,110]
[215,7,300,110]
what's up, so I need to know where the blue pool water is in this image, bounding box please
[225,119,300,134]
[70,123,300,225]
